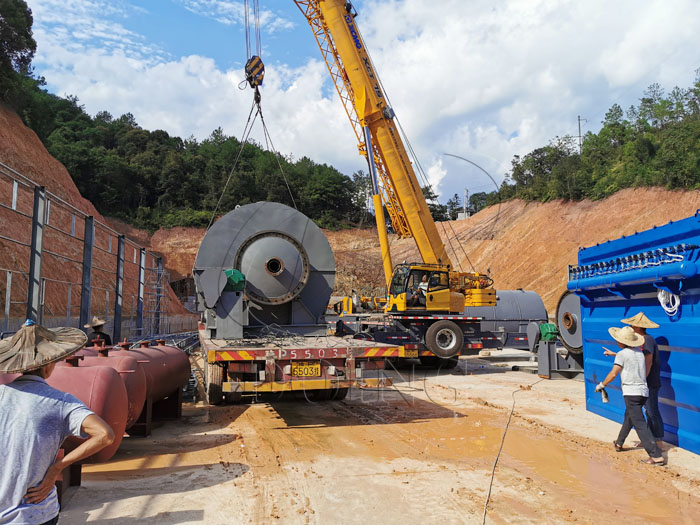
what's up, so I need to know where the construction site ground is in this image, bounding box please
[61,350,700,524]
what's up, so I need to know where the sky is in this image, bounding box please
[25,0,700,204]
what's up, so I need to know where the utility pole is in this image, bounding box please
[463,188,469,217]
[577,115,587,154]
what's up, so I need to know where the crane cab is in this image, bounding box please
[386,263,497,313]
[386,263,463,313]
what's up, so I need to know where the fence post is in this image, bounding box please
[4,271,11,332]
[26,186,46,321]
[79,216,95,332]
[154,257,163,335]
[113,235,124,342]
[137,248,145,336]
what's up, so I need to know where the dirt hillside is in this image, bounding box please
[0,104,188,320]
[3,103,699,317]
[149,188,700,314]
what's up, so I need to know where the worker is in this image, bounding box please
[596,325,665,465]
[0,320,115,524]
[407,274,428,307]
[84,316,112,346]
[621,312,664,449]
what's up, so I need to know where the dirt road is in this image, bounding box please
[62,354,700,524]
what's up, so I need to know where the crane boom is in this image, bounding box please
[294,0,451,268]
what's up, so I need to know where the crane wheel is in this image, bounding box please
[425,320,463,359]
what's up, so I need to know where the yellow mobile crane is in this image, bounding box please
[293,1,496,360]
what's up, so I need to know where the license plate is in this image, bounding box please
[291,361,321,377]
[403,349,418,358]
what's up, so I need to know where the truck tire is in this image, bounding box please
[331,387,349,400]
[425,320,463,359]
[224,391,242,404]
[419,355,459,369]
[206,362,224,405]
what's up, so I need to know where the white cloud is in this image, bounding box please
[176,0,294,32]
[26,0,700,203]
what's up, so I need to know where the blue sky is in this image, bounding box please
[25,0,700,204]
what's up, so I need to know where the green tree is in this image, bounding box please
[446,193,461,220]
[0,0,36,103]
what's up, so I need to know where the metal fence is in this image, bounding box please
[0,160,197,339]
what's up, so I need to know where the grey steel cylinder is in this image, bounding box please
[194,202,335,333]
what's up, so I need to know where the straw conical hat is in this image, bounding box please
[608,326,645,348]
[0,320,87,373]
[621,312,660,329]
[84,316,107,329]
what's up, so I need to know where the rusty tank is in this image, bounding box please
[56,353,147,429]
[46,357,128,463]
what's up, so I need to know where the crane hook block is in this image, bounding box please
[245,55,265,88]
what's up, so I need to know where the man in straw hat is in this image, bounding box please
[622,312,664,449]
[595,325,665,465]
[84,316,111,346]
[0,320,114,524]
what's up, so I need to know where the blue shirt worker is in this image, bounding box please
[622,312,664,449]
[596,325,664,465]
[0,320,115,525]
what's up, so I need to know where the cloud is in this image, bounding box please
[26,0,700,203]
[175,0,294,32]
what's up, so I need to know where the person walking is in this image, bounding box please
[595,325,665,465]
[84,316,112,346]
[621,312,664,449]
[0,320,115,524]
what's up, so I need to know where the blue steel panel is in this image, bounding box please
[569,211,700,456]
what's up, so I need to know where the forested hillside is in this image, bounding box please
[470,73,700,211]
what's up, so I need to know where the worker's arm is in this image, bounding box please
[25,414,114,504]
[645,352,652,377]
[596,364,622,390]
[602,346,616,357]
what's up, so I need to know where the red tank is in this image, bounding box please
[46,362,128,463]
[113,341,191,402]
[56,354,147,429]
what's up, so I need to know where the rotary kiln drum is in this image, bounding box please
[194,202,336,338]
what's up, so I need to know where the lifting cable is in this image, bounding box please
[211,0,295,223]
[361,38,474,272]
[205,99,260,232]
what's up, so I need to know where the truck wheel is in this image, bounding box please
[206,362,224,405]
[331,387,349,400]
[306,389,332,401]
[224,391,242,404]
[425,320,463,358]
[419,355,459,369]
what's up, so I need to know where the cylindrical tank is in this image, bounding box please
[114,342,190,402]
[56,354,147,429]
[464,289,548,349]
[82,341,190,403]
[46,363,128,463]
[194,202,336,335]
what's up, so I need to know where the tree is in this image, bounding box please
[421,186,448,222]
[0,0,36,103]
[446,193,461,220]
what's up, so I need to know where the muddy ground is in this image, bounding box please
[61,351,700,524]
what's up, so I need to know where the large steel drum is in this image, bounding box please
[194,202,335,337]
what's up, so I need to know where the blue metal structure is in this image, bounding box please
[567,211,700,455]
